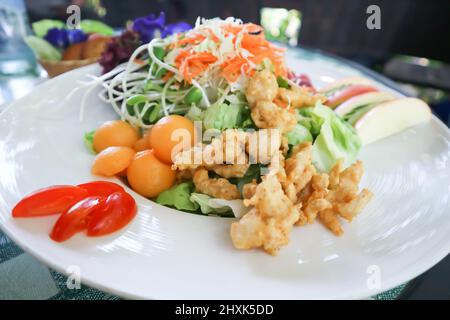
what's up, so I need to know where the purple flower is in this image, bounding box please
[67,29,88,45]
[132,12,166,44]
[44,28,88,49]
[44,28,68,49]
[162,22,192,38]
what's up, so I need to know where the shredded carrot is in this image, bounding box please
[177,51,218,83]
[273,98,288,109]
[162,71,173,82]
[171,21,288,83]
[134,58,146,65]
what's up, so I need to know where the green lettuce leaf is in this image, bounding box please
[156,182,199,211]
[297,107,324,138]
[83,130,96,154]
[285,124,313,146]
[32,20,65,38]
[185,104,205,121]
[189,193,233,216]
[80,20,114,36]
[308,104,362,172]
[203,103,241,130]
[24,36,61,61]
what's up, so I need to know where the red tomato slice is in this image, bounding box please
[87,191,137,237]
[326,85,378,108]
[77,181,125,197]
[50,196,106,242]
[12,185,89,218]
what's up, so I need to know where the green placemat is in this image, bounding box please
[0,230,409,300]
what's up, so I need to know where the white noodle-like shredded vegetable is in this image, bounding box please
[69,17,287,129]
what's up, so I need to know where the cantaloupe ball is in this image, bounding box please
[127,150,175,198]
[133,130,151,152]
[149,115,195,164]
[93,120,139,153]
[92,146,136,177]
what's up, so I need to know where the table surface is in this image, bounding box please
[1,66,449,300]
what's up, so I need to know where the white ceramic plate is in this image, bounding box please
[1,49,450,299]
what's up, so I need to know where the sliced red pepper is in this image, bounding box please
[12,185,89,218]
[326,85,378,108]
[50,196,106,242]
[77,181,125,197]
[87,191,137,237]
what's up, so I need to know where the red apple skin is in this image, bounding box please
[326,85,378,108]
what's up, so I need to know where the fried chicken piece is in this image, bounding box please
[245,69,278,107]
[210,163,250,178]
[297,181,313,204]
[175,169,194,182]
[327,160,364,203]
[242,180,258,199]
[280,136,289,156]
[246,129,281,164]
[193,168,240,200]
[250,100,297,133]
[323,160,372,225]
[311,173,329,197]
[172,145,207,171]
[278,85,326,109]
[328,158,343,189]
[230,208,266,249]
[232,174,300,255]
[219,129,248,164]
[303,198,332,224]
[284,142,316,193]
[335,188,373,222]
[266,151,299,202]
[298,173,331,224]
[173,130,248,171]
[201,130,247,165]
[318,209,344,236]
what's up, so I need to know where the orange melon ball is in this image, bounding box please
[149,115,195,164]
[92,146,136,177]
[127,150,175,198]
[93,120,139,153]
[133,130,151,152]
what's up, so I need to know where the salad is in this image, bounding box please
[81,17,373,255]
[14,16,431,255]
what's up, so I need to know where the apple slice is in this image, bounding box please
[355,98,431,146]
[334,92,396,116]
[325,85,378,108]
[319,76,377,94]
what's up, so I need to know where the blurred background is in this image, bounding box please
[0,0,449,299]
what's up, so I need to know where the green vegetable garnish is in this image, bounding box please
[309,104,361,172]
[285,124,313,146]
[277,76,290,89]
[156,182,199,211]
[153,47,166,60]
[126,94,148,106]
[204,103,241,130]
[189,193,233,216]
[185,104,205,121]
[184,87,203,105]
[83,130,96,154]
